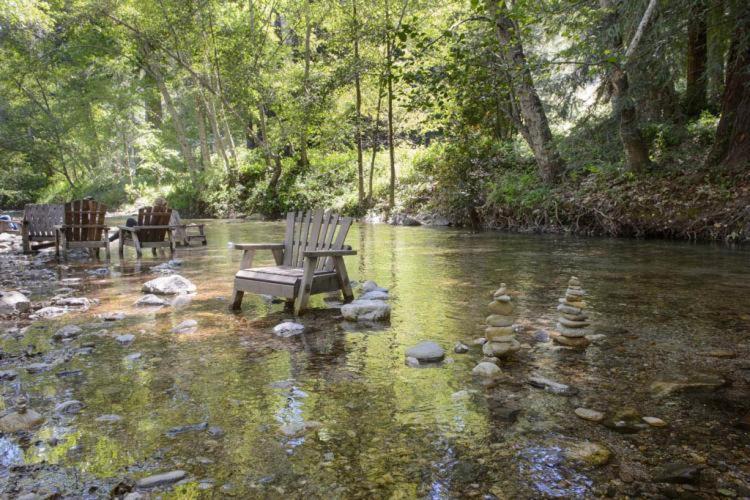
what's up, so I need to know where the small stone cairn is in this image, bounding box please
[554,277,591,348]
[482,283,520,359]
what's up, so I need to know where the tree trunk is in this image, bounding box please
[707,0,727,109]
[385,0,396,209]
[707,4,750,167]
[686,0,709,117]
[143,71,163,128]
[487,0,564,183]
[203,91,231,176]
[368,76,384,204]
[353,0,365,207]
[299,0,312,169]
[195,93,210,170]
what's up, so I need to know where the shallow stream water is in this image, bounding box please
[1,220,749,498]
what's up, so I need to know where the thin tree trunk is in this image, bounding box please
[300,0,312,168]
[143,71,163,127]
[707,0,727,109]
[203,91,231,175]
[368,77,384,204]
[487,0,564,183]
[707,3,750,167]
[353,0,364,206]
[385,0,396,209]
[195,93,211,170]
[686,0,708,117]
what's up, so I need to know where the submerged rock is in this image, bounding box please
[650,374,726,397]
[166,422,208,437]
[52,297,92,311]
[0,370,18,380]
[472,362,501,378]
[0,291,30,314]
[405,356,420,368]
[95,414,123,423]
[142,275,196,295]
[341,300,391,321]
[642,416,667,427]
[53,324,83,341]
[653,463,702,484]
[0,409,45,432]
[528,376,579,396]
[135,294,171,307]
[273,321,305,337]
[575,408,605,422]
[453,342,469,354]
[55,400,84,415]
[564,441,611,466]
[405,341,445,362]
[136,470,187,489]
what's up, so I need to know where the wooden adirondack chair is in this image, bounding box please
[118,207,175,258]
[231,210,356,315]
[55,199,110,259]
[21,204,64,253]
[170,211,207,246]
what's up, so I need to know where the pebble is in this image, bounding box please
[273,321,305,337]
[172,319,198,334]
[116,334,135,345]
[136,470,187,489]
[55,400,85,415]
[135,294,171,307]
[564,441,611,466]
[528,376,579,396]
[53,324,83,341]
[575,407,605,422]
[125,352,142,361]
[642,416,667,427]
[405,356,420,368]
[453,342,469,354]
[100,312,126,321]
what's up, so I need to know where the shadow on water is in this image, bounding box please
[1,220,749,497]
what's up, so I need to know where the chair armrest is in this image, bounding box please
[231,243,284,250]
[119,225,174,230]
[303,249,357,258]
[56,224,109,229]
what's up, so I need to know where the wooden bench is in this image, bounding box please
[118,207,175,258]
[22,204,64,253]
[231,209,356,315]
[55,199,110,259]
[171,211,207,246]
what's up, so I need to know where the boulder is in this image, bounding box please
[0,291,30,314]
[142,275,196,295]
[405,341,445,362]
[273,321,305,337]
[341,300,391,321]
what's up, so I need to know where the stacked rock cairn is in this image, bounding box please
[483,283,521,359]
[554,276,591,348]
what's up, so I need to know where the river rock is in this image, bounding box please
[486,315,513,327]
[53,324,83,341]
[100,311,126,321]
[553,334,591,348]
[0,409,45,432]
[405,356,420,368]
[405,341,445,362]
[482,339,521,358]
[488,300,514,316]
[528,376,579,396]
[575,407,605,422]
[52,296,92,310]
[454,342,469,354]
[359,290,389,301]
[142,275,196,295]
[650,374,726,397]
[116,334,135,345]
[135,294,171,307]
[0,291,30,314]
[653,463,702,484]
[55,400,84,414]
[136,470,187,489]
[642,416,667,427]
[30,306,68,319]
[273,321,305,337]
[0,370,18,380]
[172,319,198,334]
[26,362,53,374]
[341,300,391,321]
[564,441,611,466]
[361,280,388,293]
[472,362,501,378]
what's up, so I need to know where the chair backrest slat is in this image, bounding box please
[137,206,172,242]
[62,200,107,241]
[24,204,64,237]
[280,210,353,270]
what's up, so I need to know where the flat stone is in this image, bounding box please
[482,339,520,358]
[557,303,583,315]
[26,363,53,374]
[95,414,123,423]
[564,441,611,466]
[488,301,514,316]
[473,337,487,345]
[492,285,507,298]
[556,324,588,338]
[558,317,590,328]
[172,320,198,334]
[528,376,579,396]
[0,409,45,432]
[643,416,667,427]
[485,326,514,340]
[653,463,702,484]
[55,400,84,414]
[341,300,391,321]
[125,352,142,361]
[554,335,591,348]
[116,334,135,345]
[650,374,726,397]
[52,297,92,310]
[561,312,588,321]
[472,362,501,378]
[136,470,187,489]
[53,324,83,341]
[142,275,196,295]
[30,306,68,319]
[100,311,126,321]
[405,341,445,362]
[493,294,511,303]
[135,294,171,307]
[486,315,513,327]
[575,408,605,422]
[273,321,305,337]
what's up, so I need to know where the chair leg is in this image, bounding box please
[152,247,157,256]
[230,289,244,310]
[133,234,142,258]
[333,256,354,302]
[294,256,318,315]
[118,230,125,258]
[104,240,111,260]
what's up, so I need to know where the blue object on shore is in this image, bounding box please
[0,215,19,230]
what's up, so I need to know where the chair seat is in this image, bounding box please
[236,266,335,286]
